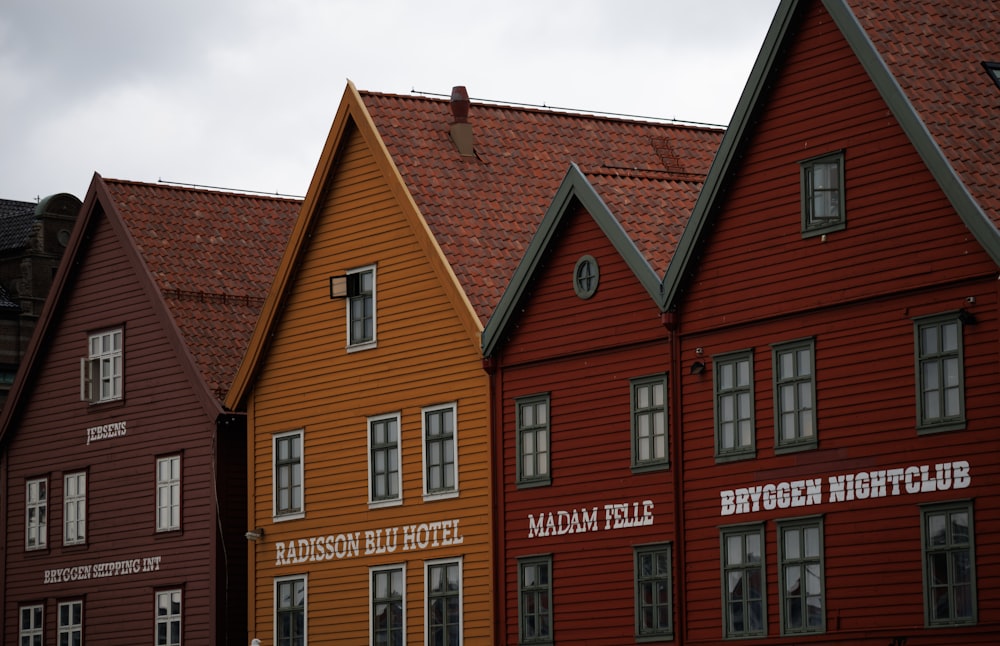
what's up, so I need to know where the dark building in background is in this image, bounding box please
[0,194,81,408]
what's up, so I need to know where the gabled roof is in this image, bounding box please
[227,82,722,409]
[664,0,1000,306]
[0,175,299,435]
[482,162,712,356]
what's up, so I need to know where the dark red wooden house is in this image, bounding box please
[483,140,721,642]
[660,0,1000,642]
[0,177,298,645]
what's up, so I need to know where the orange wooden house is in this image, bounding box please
[226,81,723,645]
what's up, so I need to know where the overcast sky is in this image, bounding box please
[0,0,780,202]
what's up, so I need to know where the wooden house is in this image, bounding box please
[0,177,298,645]
[225,82,721,645]
[481,153,721,644]
[661,0,1000,642]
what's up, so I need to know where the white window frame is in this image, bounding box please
[156,456,181,532]
[64,472,87,546]
[425,558,463,646]
[368,413,402,508]
[81,327,123,403]
[155,590,182,646]
[273,430,305,521]
[274,575,307,646]
[422,403,458,500]
[58,600,83,646]
[370,564,406,646]
[20,604,43,646]
[346,264,377,351]
[26,477,47,550]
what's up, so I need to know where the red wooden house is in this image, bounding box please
[0,177,298,645]
[661,0,1000,642]
[482,134,721,642]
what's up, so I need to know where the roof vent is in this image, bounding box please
[449,86,474,157]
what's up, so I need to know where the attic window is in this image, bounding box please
[984,62,1000,90]
[573,255,599,300]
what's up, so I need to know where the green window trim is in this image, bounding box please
[720,523,766,639]
[772,338,817,453]
[777,516,825,635]
[517,555,553,645]
[634,542,673,640]
[516,395,551,488]
[800,151,846,237]
[631,375,669,471]
[921,500,977,626]
[714,351,755,462]
[914,312,966,433]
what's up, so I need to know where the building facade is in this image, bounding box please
[661,0,1000,642]
[0,177,298,645]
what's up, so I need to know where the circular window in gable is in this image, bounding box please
[573,254,599,300]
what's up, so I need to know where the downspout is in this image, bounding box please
[664,309,686,645]
[483,354,506,646]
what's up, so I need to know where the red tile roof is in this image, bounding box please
[102,180,300,399]
[849,0,999,226]
[361,92,723,323]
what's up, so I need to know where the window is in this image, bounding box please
[721,524,766,638]
[371,566,404,646]
[59,600,83,646]
[347,265,376,349]
[20,605,43,646]
[800,152,845,236]
[64,472,87,546]
[772,339,816,451]
[915,313,965,432]
[714,352,754,461]
[922,501,976,626]
[156,456,181,532]
[423,404,457,498]
[518,555,553,645]
[634,543,672,639]
[274,431,304,518]
[369,414,401,506]
[516,395,550,487]
[631,376,668,470]
[81,328,123,402]
[276,576,306,646]
[155,591,181,646]
[573,255,599,299]
[426,559,462,646]
[778,517,824,635]
[984,62,1000,90]
[26,477,47,550]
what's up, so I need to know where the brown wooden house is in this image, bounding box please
[0,176,298,645]
[481,155,720,643]
[661,0,1000,642]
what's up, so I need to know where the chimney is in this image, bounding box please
[449,86,474,157]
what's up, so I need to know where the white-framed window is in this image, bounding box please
[516,395,550,487]
[423,403,458,499]
[26,477,47,550]
[81,328,123,403]
[155,589,182,646]
[20,604,43,646]
[273,430,304,520]
[371,565,405,646]
[275,576,307,646]
[426,558,462,646]
[156,456,181,532]
[58,600,83,646]
[347,265,376,350]
[631,375,668,470]
[64,472,87,546]
[368,413,401,507]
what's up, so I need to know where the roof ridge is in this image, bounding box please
[101,178,303,202]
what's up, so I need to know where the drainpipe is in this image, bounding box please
[664,309,686,645]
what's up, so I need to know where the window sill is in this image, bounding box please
[368,498,403,510]
[273,512,305,523]
[423,491,459,502]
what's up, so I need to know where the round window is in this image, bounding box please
[573,255,599,300]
